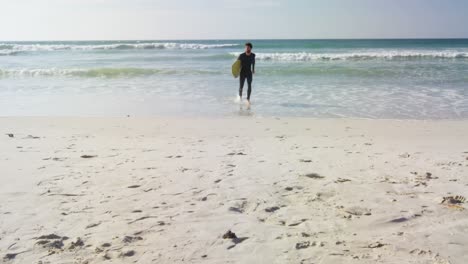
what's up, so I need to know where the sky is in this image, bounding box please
[1,0,468,40]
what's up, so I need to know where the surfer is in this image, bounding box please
[238,42,255,105]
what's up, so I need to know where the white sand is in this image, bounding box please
[1,117,468,264]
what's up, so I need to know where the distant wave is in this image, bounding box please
[230,51,468,61]
[0,50,22,56]
[0,67,221,78]
[0,42,239,53]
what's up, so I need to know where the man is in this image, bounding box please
[237,42,255,105]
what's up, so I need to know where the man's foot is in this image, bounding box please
[246,100,251,107]
[235,95,242,103]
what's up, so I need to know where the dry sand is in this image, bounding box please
[1,117,468,264]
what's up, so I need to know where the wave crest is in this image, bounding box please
[0,67,219,78]
[230,51,468,61]
[0,42,239,53]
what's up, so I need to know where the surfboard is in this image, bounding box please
[232,60,242,78]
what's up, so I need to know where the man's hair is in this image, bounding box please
[245,42,253,49]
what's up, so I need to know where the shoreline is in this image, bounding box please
[1,117,468,263]
[3,115,468,121]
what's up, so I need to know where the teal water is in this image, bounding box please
[1,39,468,118]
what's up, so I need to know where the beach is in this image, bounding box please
[1,116,468,263]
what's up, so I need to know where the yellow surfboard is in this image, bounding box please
[231,60,242,78]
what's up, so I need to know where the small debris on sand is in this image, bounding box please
[44,240,64,249]
[345,206,372,216]
[389,217,410,223]
[288,219,307,226]
[227,152,247,156]
[34,234,73,251]
[80,155,97,158]
[265,206,280,213]
[3,253,19,260]
[441,195,465,209]
[6,133,14,138]
[335,178,351,183]
[367,242,386,248]
[296,241,310,249]
[425,172,436,179]
[69,237,85,249]
[122,236,143,243]
[304,173,324,179]
[410,249,432,255]
[441,195,465,205]
[399,153,410,158]
[36,234,64,240]
[103,252,112,260]
[120,250,136,257]
[86,222,101,229]
[222,230,237,239]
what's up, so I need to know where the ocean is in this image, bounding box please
[1,39,468,119]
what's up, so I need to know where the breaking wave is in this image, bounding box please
[230,51,468,61]
[0,42,239,54]
[0,67,220,78]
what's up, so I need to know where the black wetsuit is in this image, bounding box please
[238,52,255,100]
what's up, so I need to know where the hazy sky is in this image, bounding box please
[1,0,468,40]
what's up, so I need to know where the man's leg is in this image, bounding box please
[239,74,246,98]
[246,73,253,101]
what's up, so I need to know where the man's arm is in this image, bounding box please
[252,55,255,73]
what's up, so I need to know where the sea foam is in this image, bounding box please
[230,51,468,61]
[0,67,219,78]
[0,42,239,53]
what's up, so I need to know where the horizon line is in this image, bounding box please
[1,37,468,42]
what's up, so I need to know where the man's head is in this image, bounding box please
[245,42,253,53]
